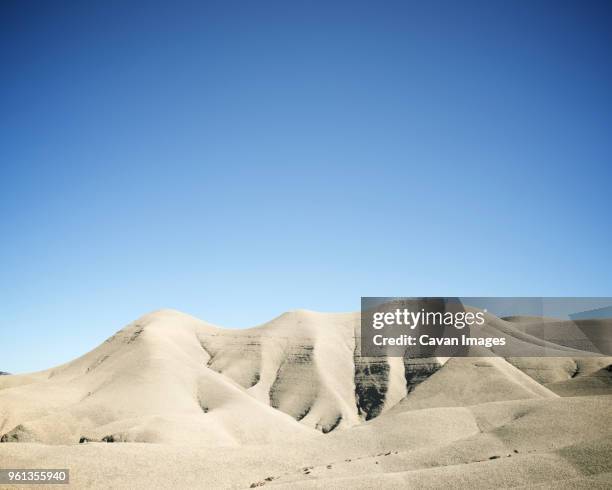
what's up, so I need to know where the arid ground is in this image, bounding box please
[1,309,611,489]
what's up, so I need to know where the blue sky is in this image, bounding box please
[2,0,611,373]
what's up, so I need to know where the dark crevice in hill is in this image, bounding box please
[354,357,390,421]
[403,358,443,393]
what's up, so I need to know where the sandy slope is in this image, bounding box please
[1,308,611,489]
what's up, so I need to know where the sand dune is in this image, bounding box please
[1,308,611,488]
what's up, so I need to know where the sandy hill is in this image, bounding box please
[1,308,611,488]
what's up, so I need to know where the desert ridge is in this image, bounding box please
[0,308,611,488]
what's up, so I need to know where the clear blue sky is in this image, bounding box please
[2,1,611,373]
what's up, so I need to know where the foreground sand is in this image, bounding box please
[1,309,611,488]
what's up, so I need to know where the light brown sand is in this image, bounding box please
[1,309,610,488]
